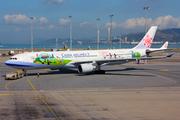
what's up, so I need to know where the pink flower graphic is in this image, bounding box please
[143,35,153,47]
[164,43,167,48]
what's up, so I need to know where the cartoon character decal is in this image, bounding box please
[143,35,153,47]
[33,53,72,65]
[134,52,141,58]
[131,51,141,58]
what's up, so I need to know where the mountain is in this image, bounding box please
[35,28,180,45]
[124,28,180,42]
[156,28,180,42]
[35,38,70,45]
[34,38,47,44]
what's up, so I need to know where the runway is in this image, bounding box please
[0,52,180,120]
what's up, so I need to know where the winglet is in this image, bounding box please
[133,26,158,49]
[166,53,174,57]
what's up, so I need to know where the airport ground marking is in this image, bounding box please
[35,97,49,100]
[5,72,58,119]
[27,79,42,98]
[41,69,49,70]
[0,94,13,96]
[161,69,170,71]
[5,77,38,96]
[27,79,59,120]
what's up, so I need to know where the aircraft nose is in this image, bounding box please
[5,60,12,66]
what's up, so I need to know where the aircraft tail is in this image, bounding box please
[160,41,168,49]
[146,41,169,56]
[133,26,158,49]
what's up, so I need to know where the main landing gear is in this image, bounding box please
[94,70,106,74]
[22,69,27,76]
[93,63,106,74]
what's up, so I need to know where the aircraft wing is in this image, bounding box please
[73,53,174,65]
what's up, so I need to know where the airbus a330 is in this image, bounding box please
[5,26,173,74]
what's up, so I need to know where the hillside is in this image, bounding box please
[125,28,180,42]
[35,27,180,45]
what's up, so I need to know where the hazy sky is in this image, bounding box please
[0,0,180,44]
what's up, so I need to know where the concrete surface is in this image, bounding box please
[0,51,180,120]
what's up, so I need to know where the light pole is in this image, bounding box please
[143,7,150,33]
[96,18,100,50]
[30,17,33,52]
[119,33,122,49]
[109,15,113,49]
[69,15,72,51]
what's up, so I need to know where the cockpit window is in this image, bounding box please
[9,57,17,60]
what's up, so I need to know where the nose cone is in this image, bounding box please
[5,60,23,69]
[5,60,12,66]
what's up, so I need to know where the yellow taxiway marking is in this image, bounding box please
[161,69,170,71]
[5,76,37,96]
[5,75,58,119]
[0,94,13,96]
[27,79,42,98]
[27,79,59,120]
[35,97,49,100]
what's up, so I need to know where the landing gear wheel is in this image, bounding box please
[94,70,106,74]
[22,69,27,77]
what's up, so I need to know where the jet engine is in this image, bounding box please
[78,63,95,73]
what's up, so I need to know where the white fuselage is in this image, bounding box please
[5,49,146,70]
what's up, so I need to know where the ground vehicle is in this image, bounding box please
[17,71,23,78]
[5,71,23,80]
[5,72,18,80]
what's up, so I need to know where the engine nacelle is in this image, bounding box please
[78,63,95,73]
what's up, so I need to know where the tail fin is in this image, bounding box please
[160,41,168,49]
[133,26,158,49]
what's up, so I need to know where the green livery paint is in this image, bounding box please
[33,57,72,65]
[134,52,141,58]
[33,53,72,65]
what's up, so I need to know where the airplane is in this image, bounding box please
[146,41,169,56]
[5,26,174,74]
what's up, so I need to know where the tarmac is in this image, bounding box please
[0,51,180,120]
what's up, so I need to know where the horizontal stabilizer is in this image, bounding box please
[166,53,174,57]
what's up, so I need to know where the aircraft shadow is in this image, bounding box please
[27,68,78,76]
[104,72,154,76]
[77,67,153,76]
[105,67,148,72]
[20,67,153,77]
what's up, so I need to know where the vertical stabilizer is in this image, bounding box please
[160,41,168,49]
[133,26,158,49]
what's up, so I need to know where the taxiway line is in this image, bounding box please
[5,77,36,96]
[0,94,13,96]
[27,79,59,120]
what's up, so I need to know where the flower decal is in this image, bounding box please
[164,43,167,48]
[143,35,152,47]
